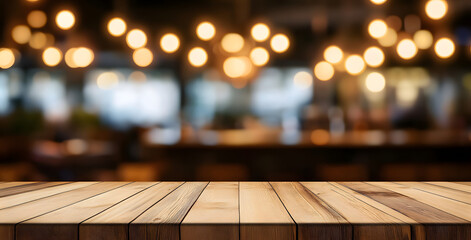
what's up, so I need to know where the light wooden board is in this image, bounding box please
[130,182,208,240]
[427,182,471,193]
[239,182,295,240]
[0,182,36,190]
[302,182,411,240]
[181,182,239,240]
[271,182,350,240]
[80,182,183,240]
[397,182,471,205]
[0,182,69,198]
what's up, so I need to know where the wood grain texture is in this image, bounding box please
[0,182,36,190]
[0,182,68,198]
[0,182,128,240]
[271,182,351,240]
[181,182,239,240]
[396,182,471,205]
[0,182,97,209]
[427,182,471,193]
[344,182,471,240]
[17,182,156,240]
[457,182,471,187]
[130,182,208,240]
[239,182,295,240]
[302,182,411,240]
[80,182,183,240]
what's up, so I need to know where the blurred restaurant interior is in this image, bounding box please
[0,0,471,181]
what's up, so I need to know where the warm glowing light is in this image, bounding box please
[270,34,290,53]
[126,29,147,49]
[413,30,433,49]
[293,71,313,88]
[396,39,418,60]
[370,0,387,5]
[345,55,365,75]
[365,72,386,92]
[251,23,270,42]
[314,61,334,81]
[27,11,47,28]
[221,33,244,53]
[425,0,448,20]
[97,72,119,89]
[368,19,388,39]
[363,47,385,67]
[250,47,269,66]
[323,46,343,64]
[434,37,455,58]
[160,33,180,53]
[0,48,15,69]
[311,129,330,145]
[188,47,207,67]
[107,18,126,37]
[29,32,47,49]
[223,57,252,78]
[129,71,147,82]
[397,81,418,106]
[12,25,31,44]
[42,47,62,67]
[196,22,216,41]
[65,48,78,68]
[55,10,75,30]
[132,48,153,67]
[378,28,397,47]
[72,47,94,68]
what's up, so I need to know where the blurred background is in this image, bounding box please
[0,0,471,181]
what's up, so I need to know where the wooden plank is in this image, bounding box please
[343,182,471,240]
[0,182,69,197]
[80,182,183,240]
[17,182,156,240]
[457,182,471,187]
[0,182,128,240]
[0,182,97,209]
[0,182,36,190]
[239,182,295,240]
[181,182,239,240]
[302,182,411,240]
[427,182,471,193]
[270,182,351,240]
[397,182,471,205]
[130,182,208,240]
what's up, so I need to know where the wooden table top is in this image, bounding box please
[0,182,470,240]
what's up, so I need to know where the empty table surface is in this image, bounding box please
[0,181,470,240]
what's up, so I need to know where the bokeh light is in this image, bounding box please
[196,22,216,41]
[365,72,386,92]
[223,57,252,78]
[65,48,78,68]
[221,33,244,53]
[0,48,15,69]
[126,29,147,49]
[311,129,330,145]
[323,46,343,64]
[27,10,47,28]
[404,15,421,34]
[29,32,47,49]
[42,47,62,67]
[396,39,418,60]
[11,25,31,44]
[107,18,127,37]
[363,47,385,67]
[270,34,290,53]
[314,61,334,81]
[250,47,269,66]
[97,72,119,89]
[72,47,94,68]
[434,37,455,58]
[251,23,270,42]
[55,10,75,30]
[132,48,153,67]
[385,16,402,31]
[345,55,366,75]
[368,19,388,39]
[370,0,387,5]
[425,0,448,20]
[413,30,433,49]
[188,47,207,67]
[160,33,180,53]
[293,71,313,88]
[378,28,398,47]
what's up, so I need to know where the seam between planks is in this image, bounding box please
[393,182,471,206]
[268,182,298,240]
[178,182,210,240]
[424,182,471,194]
